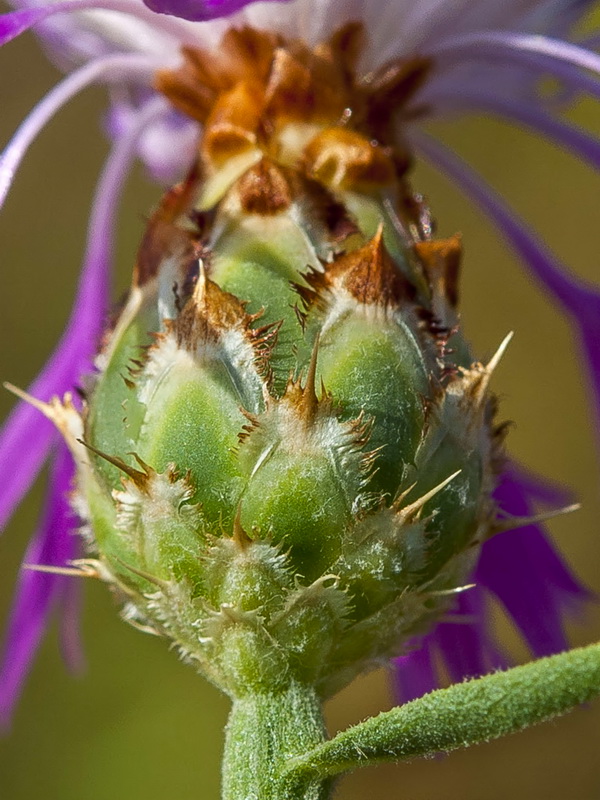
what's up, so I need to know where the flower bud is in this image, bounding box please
[50,26,506,698]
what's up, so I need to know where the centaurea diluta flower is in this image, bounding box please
[0,0,596,731]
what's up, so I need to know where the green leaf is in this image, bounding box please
[282,642,600,788]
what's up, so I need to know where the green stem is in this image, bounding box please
[222,681,331,800]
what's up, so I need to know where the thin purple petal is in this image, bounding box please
[143,0,293,22]
[0,411,56,532]
[105,101,199,185]
[433,590,502,683]
[579,316,600,431]
[0,445,75,729]
[434,31,600,91]
[499,465,586,601]
[0,0,193,48]
[423,31,600,120]
[394,588,507,703]
[478,469,592,657]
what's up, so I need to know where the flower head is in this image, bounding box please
[0,0,597,723]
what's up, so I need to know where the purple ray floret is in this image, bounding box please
[143,0,294,22]
[478,469,592,656]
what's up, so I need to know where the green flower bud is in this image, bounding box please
[41,26,507,699]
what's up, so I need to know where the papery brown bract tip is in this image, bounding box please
[237,158,292,215]
[328,226,415,307]
[304,127,396,192]
[414,234,462,309]
[134,167,201,287]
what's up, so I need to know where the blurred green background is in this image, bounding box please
[1,26,600,800]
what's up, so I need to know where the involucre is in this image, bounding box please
[37,26,507,700]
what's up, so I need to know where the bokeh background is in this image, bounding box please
[1,19,600,800]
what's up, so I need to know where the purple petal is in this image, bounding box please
[0,409,56,533]
[143,0,293,22]
[434,590,505,684]
[424,31,600,122]
[497,464,584,601]
[105,101,199,185]
[433,31,600,95]
[394,588,507,704]
[0,445,76,729]
[478,469,592,656]
[412,131,600,438]
[0,0,193,48]
[0,97,166,535]
[394,644,437,704]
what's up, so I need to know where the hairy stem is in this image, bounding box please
[222,681,331,800]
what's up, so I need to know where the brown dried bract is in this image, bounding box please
[80,440,153,492]
[155,27,281,123]
[202,82,265,164]
[174,266,279,380]
[175,266,251,348]
[414,234,462,308]
[318,22,365,85]
[237,158,292,214]
[303,128,396,192]
[263,46,348,124]
[363,57,432,141]
[298,227,414,312]
[293,174,360,251]
[281,335,331,425]
[134,168,201,287]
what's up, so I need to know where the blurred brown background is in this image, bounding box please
[1,25,600,800]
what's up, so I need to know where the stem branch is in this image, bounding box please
[283,642,600,788]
